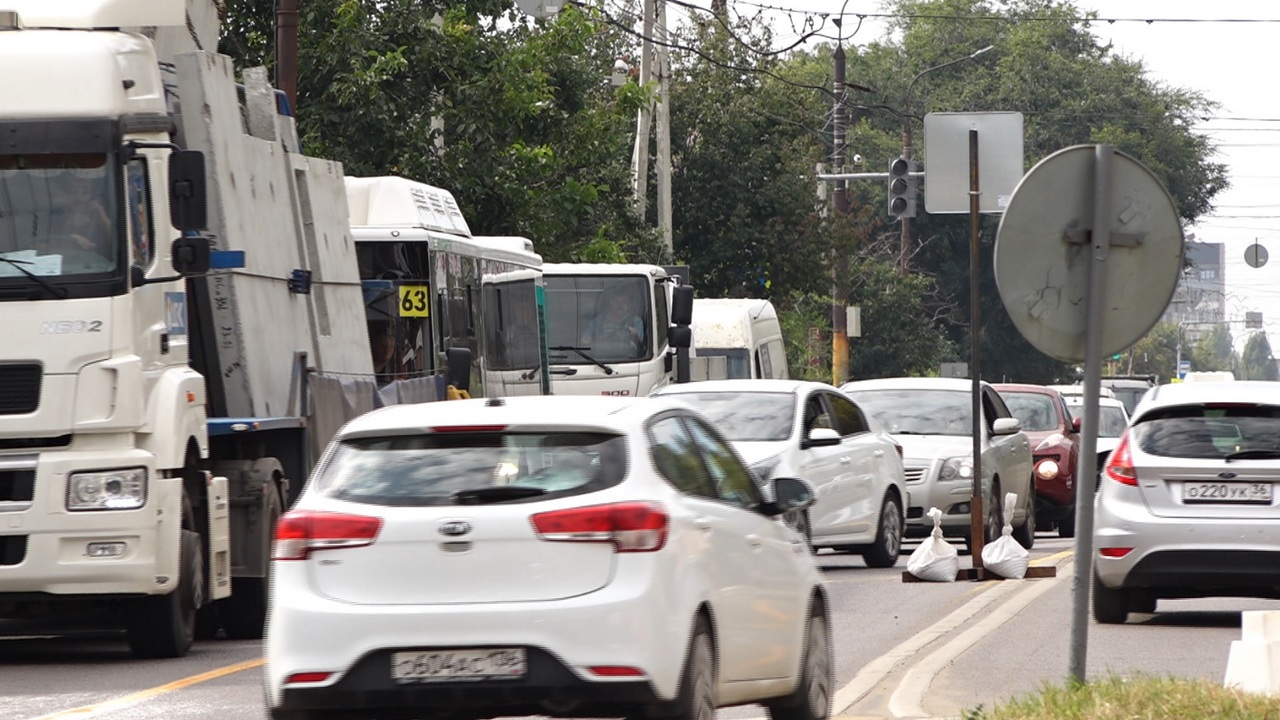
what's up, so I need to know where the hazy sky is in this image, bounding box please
[746,1,1280,348]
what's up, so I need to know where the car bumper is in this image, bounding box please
[1095,509,1280,595]
[903,471,981,537]
[264,559,689,713]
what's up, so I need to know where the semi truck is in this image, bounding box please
[542,262,693,396]
[0,0,373,657]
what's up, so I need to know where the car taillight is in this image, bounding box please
[531,502,668,552]
[273,511,383,561]
[1103,431,1138,486]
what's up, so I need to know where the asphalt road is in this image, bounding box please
[1,532,1273,720]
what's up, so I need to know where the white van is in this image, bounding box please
[691,298,789,379]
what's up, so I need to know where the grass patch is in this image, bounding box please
[961,674,1280,719]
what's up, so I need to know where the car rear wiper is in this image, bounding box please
[0,256,68,299]
[450,486,548,505]
[549,346,615,375]
[1223,449,1280,463]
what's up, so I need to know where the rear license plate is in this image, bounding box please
[392,648,526,683]
[1182,482,1273,504]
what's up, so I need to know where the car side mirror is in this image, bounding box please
[992,417,1021,436]
[1071,416,1082,433]
[759,476,814,517]
[801,427,841,449]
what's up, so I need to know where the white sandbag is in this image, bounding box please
[906,507,958,582]
[981,492,1029,579]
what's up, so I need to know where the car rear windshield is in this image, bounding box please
[1066,404,1128,438]
[845,389,971,436]
[312,432,628,506]
[1001,392,1059,432]
[1132,404,1280,459]
[662,391,793,441]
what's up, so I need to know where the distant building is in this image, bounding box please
[1162,241,1225,344]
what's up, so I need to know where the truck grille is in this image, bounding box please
[0,364,40,415]
[0,467,34,502]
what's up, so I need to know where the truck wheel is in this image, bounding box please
[222,462,284,640]
[127,528,203,658]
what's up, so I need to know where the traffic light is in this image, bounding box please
[887,157,918,219]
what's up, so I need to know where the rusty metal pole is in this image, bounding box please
[276,0,299,109]
[968,128,986,571]
[831,45,850,386]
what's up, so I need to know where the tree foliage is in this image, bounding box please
[1240,333,1278,381]
[212,0,1230,383]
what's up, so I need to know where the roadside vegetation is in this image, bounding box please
[962,675,1280,719]
[215,0,1242,382]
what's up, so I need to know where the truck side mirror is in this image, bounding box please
[169,150,207,232]
[667,325,692,350]
[446,346,472,393]
[671,285,694,326]
[171,235,211,276]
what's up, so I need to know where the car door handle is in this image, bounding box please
[873,450,885,458]
[695,518,712,531]
[840,456,852,464]
[746,533,762,546]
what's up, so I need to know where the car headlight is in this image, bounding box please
[67,468,147,511]
[750,455,783,482]
[1035,458,1060,481]
[939,456,973,481]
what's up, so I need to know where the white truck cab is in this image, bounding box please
[691,298,789,379]
[542,263,680,397]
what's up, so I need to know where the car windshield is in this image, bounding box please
[0,153,119,278]
[845,389,972,436]
[1131,404,1280,459]
[1066,403,1128,438]
[662,391,794,441]
[544,275,652,363]
[313,432,628,506]
[1001,392,1059,432]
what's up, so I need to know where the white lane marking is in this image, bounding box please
[887,563,1072,718]
[831,551,1073,718]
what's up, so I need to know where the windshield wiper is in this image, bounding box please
[549,346,614,375]
[1223,449,1280,463]
[450,486,548,505]
[0,256,67,299]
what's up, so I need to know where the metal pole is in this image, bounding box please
[831,45,850,385]
[899,122,912,274]
[1069,144,1114,684]
[631,0,654,218]
[655,0,672,254]
[968,129,985,569]
[275,0,299,109]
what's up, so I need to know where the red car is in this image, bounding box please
[993,384,1081,537]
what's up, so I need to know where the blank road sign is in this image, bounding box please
[923,112,1024,215]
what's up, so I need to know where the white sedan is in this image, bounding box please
[265,394,832,720]
[655,379,907,566]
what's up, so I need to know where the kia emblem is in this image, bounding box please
[439,520,472,537]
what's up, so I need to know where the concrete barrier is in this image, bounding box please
[1224,610,1280,695]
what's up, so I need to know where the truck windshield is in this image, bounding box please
[545,275,652,364]
[0,154,119,281]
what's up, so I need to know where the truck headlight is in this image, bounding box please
[67,468,147,511]
[939,456,973,481]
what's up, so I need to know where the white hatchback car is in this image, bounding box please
[265,395,831,720]
[655,379,907,565]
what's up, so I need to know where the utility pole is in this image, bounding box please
[655,0,672,255]
[831,43,850,386]
[631,0,654,220]
[275,0,299,109]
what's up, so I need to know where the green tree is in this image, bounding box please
[219,0,659,261]
[1188,323,1235,373]
[1240,332,1278,381]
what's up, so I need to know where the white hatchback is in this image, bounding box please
[655,379,907,565]
[264,395,831,720]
